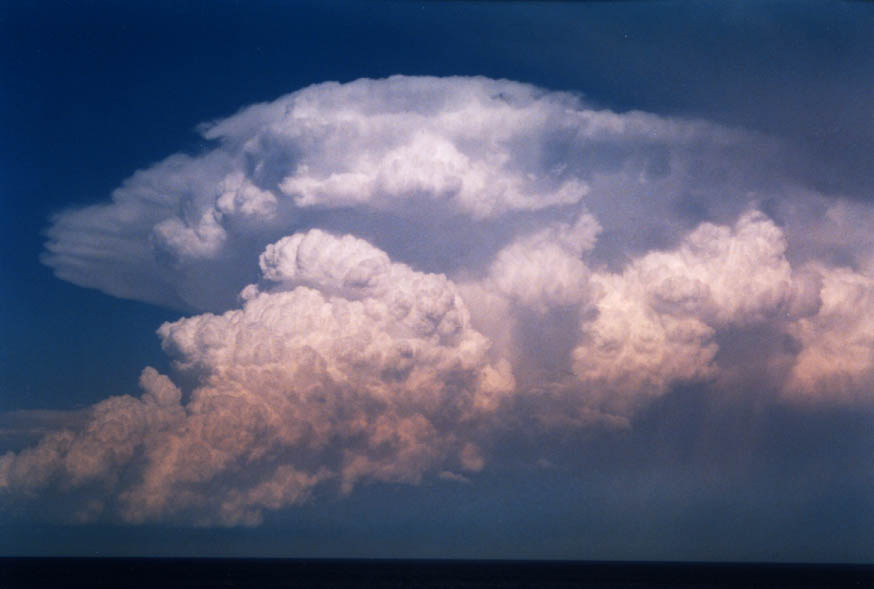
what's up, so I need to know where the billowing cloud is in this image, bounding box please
[42,75,784,312]
[572,212,819,415]
[4,231,513,525]
[785,265,874,403]
[484,214,600,312]
[7,76,874,525]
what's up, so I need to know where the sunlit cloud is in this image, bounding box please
[5,76,874,525]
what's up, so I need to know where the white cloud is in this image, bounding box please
[42,75,785,312]
[258,229,391,293]
[12,76,874,525]
[485,214,600,312]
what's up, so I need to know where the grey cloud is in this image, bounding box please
[0,410,91,452]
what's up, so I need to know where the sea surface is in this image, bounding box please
[0,558,871,588]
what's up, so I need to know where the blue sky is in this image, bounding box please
[1,1,874,561]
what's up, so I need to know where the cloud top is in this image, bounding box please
[43,75,782,311]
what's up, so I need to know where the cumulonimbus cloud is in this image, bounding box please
[5,75,874,525]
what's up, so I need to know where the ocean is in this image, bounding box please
[0,558,871,588]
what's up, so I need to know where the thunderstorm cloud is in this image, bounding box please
[3,76,874,525]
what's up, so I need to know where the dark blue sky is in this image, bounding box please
[2,0,873,561]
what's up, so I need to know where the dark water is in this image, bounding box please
[0,558,871,588]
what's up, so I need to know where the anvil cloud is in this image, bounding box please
[3,76,874,525]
